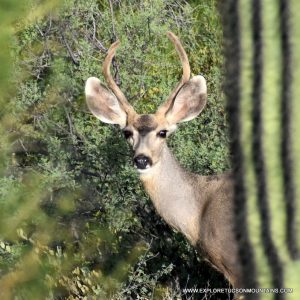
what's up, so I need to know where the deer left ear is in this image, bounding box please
[165,75,207,125]
[85,77,127,128]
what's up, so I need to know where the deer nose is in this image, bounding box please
[134,155,152,169]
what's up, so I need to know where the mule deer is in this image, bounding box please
[85,32,242,288]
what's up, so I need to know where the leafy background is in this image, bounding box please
[0,0,231,299]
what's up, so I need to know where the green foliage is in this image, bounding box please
[0,0,230,299]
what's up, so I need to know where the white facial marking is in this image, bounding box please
[135,164,151,173]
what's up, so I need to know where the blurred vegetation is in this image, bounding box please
[0,0,230,299]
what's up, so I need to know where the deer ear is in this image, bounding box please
[85,77,127,128]
[166,75,207,125]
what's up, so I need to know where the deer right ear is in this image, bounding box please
[85,77,127,128]
[165,75,207,125]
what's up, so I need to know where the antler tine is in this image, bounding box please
[102,40,134,114]
[157,32,191,114]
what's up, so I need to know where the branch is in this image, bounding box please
[109,0,117,40]
[61,31,79,65]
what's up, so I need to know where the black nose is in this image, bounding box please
[134,155,152,169]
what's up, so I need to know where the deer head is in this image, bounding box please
[85,32,207,173]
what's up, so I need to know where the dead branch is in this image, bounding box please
[61,31,79,65]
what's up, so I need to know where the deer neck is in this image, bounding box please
[139,145,202,244]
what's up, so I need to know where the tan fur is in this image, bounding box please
[85,80,243,288]
[85,32,243,289]
[139,146,242,287]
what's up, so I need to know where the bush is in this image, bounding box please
[0,0,230,298]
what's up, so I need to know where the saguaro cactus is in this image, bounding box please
[221,0,300,299]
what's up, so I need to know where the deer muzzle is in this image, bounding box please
[134,154,152,170]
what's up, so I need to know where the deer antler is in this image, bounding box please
[102,40,135,115]
[103,33,190,116]
[157,32,191,115]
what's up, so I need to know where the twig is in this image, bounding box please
[61,31,79,65]
[80,169,101,178]
[112,57,121,86]
[85,33,107,53]
[18,139,28,154]
[109,0,117,40]
[45,14,53,36]
[91,14,97,40]
[63,106,76,144]
[147,17,151,39]
[36,24,44,37]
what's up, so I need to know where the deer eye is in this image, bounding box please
[123,130,133,139]
[157,130,167,138]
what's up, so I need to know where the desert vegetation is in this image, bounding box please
[0,0,231,298]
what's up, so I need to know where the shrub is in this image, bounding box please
[0,0,230,298]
